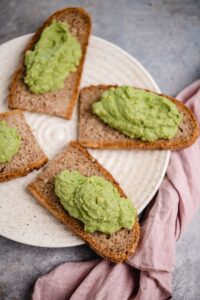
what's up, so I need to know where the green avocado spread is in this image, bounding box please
[92,86,182,141]
[55,170,136,234]
[24,21,82,94]
[0,121,21,163]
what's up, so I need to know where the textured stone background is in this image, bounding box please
[0,0,200,299]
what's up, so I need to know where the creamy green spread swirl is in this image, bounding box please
[55,170,136,234]
[24,21,82,94]
[92,86,182,141]
[0,121,21,163]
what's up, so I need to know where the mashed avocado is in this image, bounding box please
[0,121,21,163]
[24,21,82,94]
[92,86,182,141]
[55,170,136,234]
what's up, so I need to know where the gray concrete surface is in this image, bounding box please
[0,0,200,299]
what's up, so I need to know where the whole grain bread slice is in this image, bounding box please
[8,8,91,119]
[28,141,140,263]
[78,85,199,150]
[0,110,48,182]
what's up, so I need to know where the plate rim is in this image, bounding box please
[0,33,170,247]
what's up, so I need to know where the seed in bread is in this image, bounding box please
[8,7,91,119]
[28,141,140,263]
[78,85,199,150]
[0,110,48,182]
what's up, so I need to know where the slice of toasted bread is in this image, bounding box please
[28,141,140,263]
[8,8,91,119]
[78,85,199,150]
[0,110,48,182]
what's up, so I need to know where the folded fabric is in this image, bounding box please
[32,80,200,300]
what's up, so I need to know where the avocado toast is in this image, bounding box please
[8,8,91,119]
[78,85,199,150]
[0,110,48,182]
[28,141,140,263]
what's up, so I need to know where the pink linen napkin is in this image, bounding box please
[32,80,200,300]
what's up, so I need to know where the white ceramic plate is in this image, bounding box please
[0,34,170,247]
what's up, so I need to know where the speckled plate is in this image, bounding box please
[0,34,170,247]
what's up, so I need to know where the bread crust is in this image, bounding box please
[8,8,91,119]
[0,110,48,182]
[0,158,48,183]
[78,85,199,150]
[28,141,140,263]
